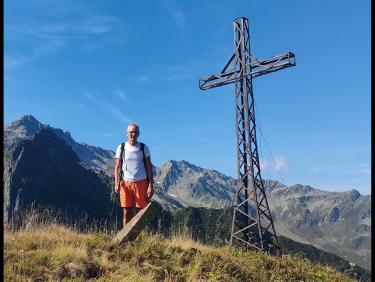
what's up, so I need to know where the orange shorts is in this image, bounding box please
[120,179,149,208]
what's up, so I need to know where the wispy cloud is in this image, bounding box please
[344,164,371,176]
[4,54,28,71]
[312,165,337,173]
[26,0,86,16]
[313,163,371,176]
[260,159,268,170]
[260,155,288,172]
[290,133,337,140]
[133,63,201,83]
[201,138,212,143]
[191,126,200,132]
[160,0,186,28]
[153,145,161,151]
[335,145,371,152]
[85,92,131,123]
[172,10,185,27]
[134,75,152,83]
[5,1,126,70]
[115,89,129,103]
[274,155,288,171]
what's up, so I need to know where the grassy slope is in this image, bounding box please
[170,206,371,281]
[4,224,355,282]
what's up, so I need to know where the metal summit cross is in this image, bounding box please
[199,17,295,256]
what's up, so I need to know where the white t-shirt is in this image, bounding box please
[115,142,151,181]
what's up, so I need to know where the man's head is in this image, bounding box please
[127,123,140,145]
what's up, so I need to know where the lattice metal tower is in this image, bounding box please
[199,17,295,256]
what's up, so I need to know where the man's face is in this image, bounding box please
[127,126,139,144]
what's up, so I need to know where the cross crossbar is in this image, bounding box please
[199,52,295,90]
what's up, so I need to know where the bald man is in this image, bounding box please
[114,123,154,227]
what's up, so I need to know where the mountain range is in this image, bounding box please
[3,115,371,270]
[4,115,115,175]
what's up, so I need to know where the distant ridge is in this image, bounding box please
[4,115,115,174]
[4,115,44,148]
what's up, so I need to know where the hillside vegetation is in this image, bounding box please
[170,206,371,280]
[4,222,356,282]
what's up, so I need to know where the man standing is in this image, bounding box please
[114,123,154,228]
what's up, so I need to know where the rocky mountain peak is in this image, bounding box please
[4,115,46,149]
[156,160,183,189]
[347,189,361,201]
[161,160,192,173]
[158,160,209,181]
[6,114,43,136]
[4,114,115,174]
[164,159,179,168]
[11,114,41,126]
[180,160,201,170]
[262,179,286,191]
[6,114,73,141]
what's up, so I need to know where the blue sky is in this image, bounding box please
[4,0,371,195]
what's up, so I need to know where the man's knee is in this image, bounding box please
[124,207,132,213]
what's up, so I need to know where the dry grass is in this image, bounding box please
[4,220,356,282]
[3,209,356,281]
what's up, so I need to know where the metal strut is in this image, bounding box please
[199,17,295,256]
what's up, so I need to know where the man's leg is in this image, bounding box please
[120,180,135,228]
[123,207,134,227]
[134,179,149,213]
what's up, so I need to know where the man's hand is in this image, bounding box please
[147,184,154,199]
[114,183,120,193]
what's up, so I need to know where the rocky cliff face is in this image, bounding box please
[263,179,371,270]
[154,160,236,208]
[3,128,117,225]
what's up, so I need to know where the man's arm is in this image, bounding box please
[114,158,122,193]
[144,156,154,198]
